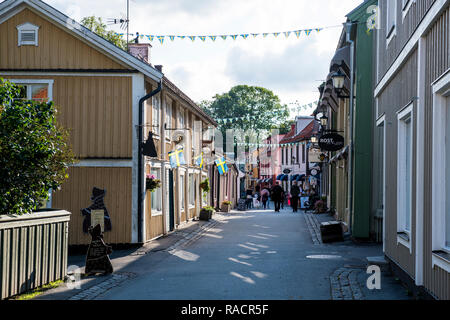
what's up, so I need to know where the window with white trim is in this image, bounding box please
[178,107,185,128]
[150,167,162,214]
[165,99,172,129]
[189,173,195,207]
[180,174,185,211]
[10,80,53,102]
[152,94,160,134]
[397,104,413,239]
[386,0,397,40]
[17,22,39,46]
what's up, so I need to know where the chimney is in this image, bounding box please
[155,65,163,72]
[128,43,152,64]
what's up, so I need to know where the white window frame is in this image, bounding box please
[376,112,387,253]
[396,103,413,252]
[188,172,195,208]
[431,70,450,272]
[386,0,397,46]
[150,165,163,216]
[180,172,186,211]
[17,22,39,46]
[165,98,172,142]
[151,94,160,135]
[9,79,53,102]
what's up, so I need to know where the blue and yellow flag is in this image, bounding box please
[169,148,186,168]
[294,30,301,38]
[147,35,154,41]
[178,36,186,40]
[284,31,291,38]
[240,34,249,39]
[209,36,217,41]
[215,157,228,175]
[273,32,280,38]
[199,36,206,41]
[305,29,312,36]
[188,36,196,42]
[230,35,238,40]
[157,35,165,44]
[169,35,176,41]
[194,153,204,169]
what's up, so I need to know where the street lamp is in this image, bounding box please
[320,114,328,127]
[331,70,345,91]
[311,135,318,144]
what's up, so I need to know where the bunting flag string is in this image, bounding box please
[114,24,343,44]
[213,100,318,125]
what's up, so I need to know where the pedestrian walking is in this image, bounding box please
[270,182,284,212]
[260,188,269,209]
[290,181,300,212]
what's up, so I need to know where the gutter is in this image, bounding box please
[137,80,162,243]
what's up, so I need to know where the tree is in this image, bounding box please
[81,16,127,50]
[0,79,75,215]
[278,120,295,134]
[202,85,289,133]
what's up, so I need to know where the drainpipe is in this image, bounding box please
[346,21,355,237]
[138,80,162,243]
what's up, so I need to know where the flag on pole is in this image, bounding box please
[169,148,186,168]
[194,153,204,169]
[215,157,228,175]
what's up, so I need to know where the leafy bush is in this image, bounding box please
[145,174,161,192]
[0,79,75,215]
[201,206,215,213]
[200,178,210,193]
[222,201,232,205]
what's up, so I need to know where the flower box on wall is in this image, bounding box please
[221,202,232,213]
[199,206,215,221]
[0,209,71,300]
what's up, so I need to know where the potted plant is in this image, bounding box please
[221,200,232,213]
[146,174,161,192]
[199,206,215,221]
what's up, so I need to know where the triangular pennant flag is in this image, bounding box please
[188,36,196,41]
[273,32,280,38]
[199,36,206,42]
[305,29,312,36]
[240,34,249,39]
[209,35,217,41]
[221,35,228,40]
[169,35,175,41]
[157,35,165,44]
[263,33,269,38]
[284,31,291,38]
[251,33,259,38]
[147,35,154,41]
[140,34,145,39]
[316,28,322,33]
[230,35,238,40]
[178,36,186,39]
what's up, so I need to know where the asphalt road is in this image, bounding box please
[96,208,410,300]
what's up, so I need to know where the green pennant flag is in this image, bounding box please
[221,35,228,40]
[178,36,186,39]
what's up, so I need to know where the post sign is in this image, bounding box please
[91,209,105,232]
[283,169,291,174]
[318,133,345,152]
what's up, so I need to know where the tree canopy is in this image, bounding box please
[81,16,127,50]
[201,85,289,133]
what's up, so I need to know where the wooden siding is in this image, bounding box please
[377,0,435,81]
[0,8,127,70]
[52,167,132,245]
[1,75,133,158]
[378,49,418,278]
[424,5,450,299]
[145,164,164,241]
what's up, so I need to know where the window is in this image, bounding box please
[386,0,397,40]
[150,168,162,214]
[296,145,299,164]
[180,174,185,211]
[178,108,185,128]
[189,173,195,207]
[152,95,160,134]
[282,147,284,165]
[402,0,414,20]
[397,104,413,244]
[10,80,53,102]
[165,100,172,129]
[302,144,306,163]
[431,73,450,272]
[17,22,39,46]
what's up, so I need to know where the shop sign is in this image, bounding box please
[318,133,345,152]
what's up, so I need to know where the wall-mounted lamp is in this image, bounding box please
[331,70,354,99]
[320,114,328,127]
[310,135,318,144]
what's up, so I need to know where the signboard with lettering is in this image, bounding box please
[318,133,345,152]
[308,148,324,163]
[91,209,105,232]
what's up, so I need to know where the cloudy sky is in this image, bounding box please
[46,0,363,117]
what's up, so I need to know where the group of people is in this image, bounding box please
[245,180,306,213]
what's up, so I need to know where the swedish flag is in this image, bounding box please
[294,30,301,38]
[147,35,154,41]
[188,36,196,41]
[251,33,259,38]
[273,32,280,37]
[209,36,217,41]
[194,153,204,169]
[169,148,186,168]
[230,35,238,40]
[284,31,291,38]
[169,35,175,41]
[305,29,312,36]
[199,36,206,41]
[215,157,228,175]
[157,35,165,44]
[240,34,249,39]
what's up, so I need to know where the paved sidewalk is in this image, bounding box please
[34,212,230,300]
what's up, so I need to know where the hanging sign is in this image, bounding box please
[318,133,345,152]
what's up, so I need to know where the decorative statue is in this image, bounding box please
[81,187,112,234]
[85,224,113,275]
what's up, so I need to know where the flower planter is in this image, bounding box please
[199,209,213,221]
[0,209,71,300]
[221,203,232,213]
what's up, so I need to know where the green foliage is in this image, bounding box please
[200,178,210,193]
[201,85,289,132]
[278,120,295,134]
[201,206,215,213]
[0,79,76,215]
[81,16,127,50]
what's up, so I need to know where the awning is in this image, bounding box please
[296,174,305,181]
[276,174,284,181]
[281,174,288,181]
[291,174,299,181]
[330,45,350,74]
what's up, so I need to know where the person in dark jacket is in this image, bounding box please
[270,182,284,212]
[290,181,301,212]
